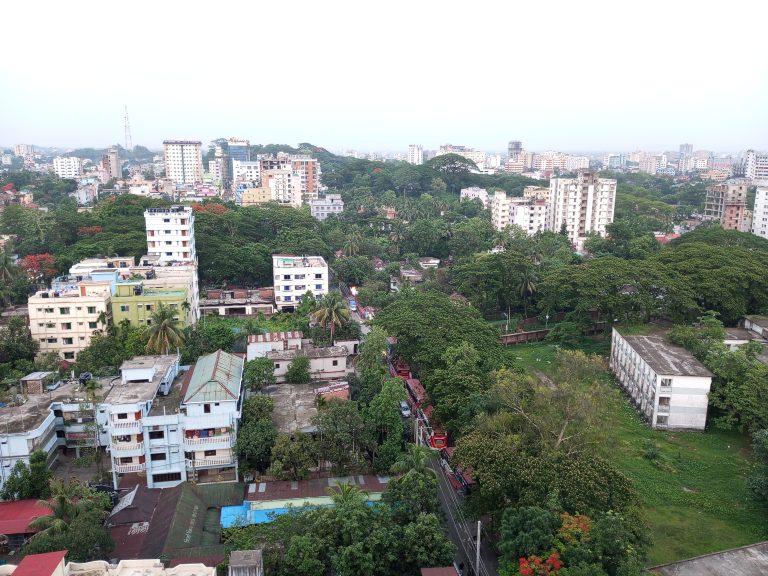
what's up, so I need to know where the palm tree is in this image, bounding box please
[518,266,538,318]
[344,229,364,256]
[310,292,351,344]
[28,479,94,538]
[146,303,185,355]
[388,221,406,255]
[390,444,434,475]
[0,250,17,307]
[327,482,368,507]
[181,300,192,322]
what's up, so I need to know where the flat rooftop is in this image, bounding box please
[245,474,390,502]
[618,332,712,377]
[267,345,347,361]
[262,383,317,434]
[148,375,185,417]
[272,255,327,268]
[649,540,768,575]
[105,355,180,405]
[745,315,768,330]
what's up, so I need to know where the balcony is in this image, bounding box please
[113,462,146,474]
[186,455,234,469]
[111,441,145,453]
[183,434,233,448]
[657,404,670,414]
[111,419,143,431]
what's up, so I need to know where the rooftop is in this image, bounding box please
[648,541,768,575]
[272,255,327,268]
[262,383,318,434]
[183,350,243,404]
[12,550,66,576]
[0,499,54,534]
[616,330,712,378]
[745,315,768,330]
[266,345,347,361]
[106,355,180,405]
[247,331,303,344]
[245,474,390,502]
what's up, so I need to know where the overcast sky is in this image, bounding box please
[2,1,766,154]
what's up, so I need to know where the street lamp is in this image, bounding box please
[545,314,550,329]
[502,311,509,333]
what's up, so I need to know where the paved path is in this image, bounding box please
[429,455,498,576]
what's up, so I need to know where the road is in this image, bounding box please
[429,455,498,576]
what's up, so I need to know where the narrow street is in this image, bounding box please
[429,456,498,576]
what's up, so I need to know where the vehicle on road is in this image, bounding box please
[399,400,411,418]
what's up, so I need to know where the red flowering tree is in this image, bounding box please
[191,203,228,214]
[519,552,563,576]
[78,226,103,236]
[20,253,57,282]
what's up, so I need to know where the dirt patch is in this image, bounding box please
[682,486,699,493]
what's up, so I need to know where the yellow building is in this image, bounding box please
[111,281,189,328]
[240,186,273,206]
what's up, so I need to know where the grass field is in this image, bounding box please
[507,339,768,565]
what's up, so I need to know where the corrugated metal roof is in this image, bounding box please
[0,499,53,534]
[12,550,67,576]
[183,350,243,404]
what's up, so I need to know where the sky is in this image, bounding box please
[2,0,767,154]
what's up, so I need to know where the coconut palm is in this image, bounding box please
[388,221,407,255]
[28,479,95,538]
[390,444,434,475]
[518,266,538,318]
[343,229,364,256]
[327,482,368,507]
[310,292,351,344]
[146,303,185,355]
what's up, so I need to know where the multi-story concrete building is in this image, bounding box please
[408,144,424,165]
[752,187,768,239]
[227,137,250,183]
[460,186,489,208]
[257,153,321,204]
[272,255,328,312]
[163,140,203,184]
[101,146,120,179]
[548,171,616,246]
[610,328,713,430]
[27,281,113,362]
[490,191,548,234]
[144,206,196,264]
[262,169,302,207]
[436,144,486,167]
[268,346,348,383]
[232,160,261,184]
[508,141,523,160]
[744,149,768,181]
[14,144,34,157]
[238,186,272,206]
[109,350,242,489]
[111,281,189,329]
[53,156,83,179]
[703,179,749,230]
[310,194,344,220]
[523,185,549,202]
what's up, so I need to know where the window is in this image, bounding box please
[163,218,170,223]
[120,305,130,312]
[152,472,181,483]
[660,378,672,387]
[315,284,323,290]
[47,337,57,343]
[63,338,73,345]
[315,273,323,279]
[117,413,128,420]
[204,450,216,457]
[88,321,97,329]
[332,360,338,366]
[149,430,164,440]
[59,307,70,315]
[274,363,281,369]
[64,352,75,360]
[150,453,167,461]
[87,306,96,314]
[204,404,211,414]
[119,457,133,464]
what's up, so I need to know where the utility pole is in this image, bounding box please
[475,520,481,576]
[124,105,132,152]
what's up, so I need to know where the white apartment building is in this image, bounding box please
[268,346,348,383]
[460,186,489,208]
[262,169,302,207]
[548,171,616,246]
[408,144,424,165]
[144,206,196,264]
[257,153,321,203]
[752,187,768,239]
[14,144,34,157]
[163,140,203,184]
[272,255,328,312]
[28,281,113,362]
[109,350,243,489]
[610,328,712,430]
[232,160,261,184]
[744,149,768,180]
[490,191,548,234]
[310,194,344,220]
[523,186,550,202]
[53,156,83,179]
[246,331,303,359]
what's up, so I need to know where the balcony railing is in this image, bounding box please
[186,456,234,469]
[111,419,143,430]
[183,434,233,447]
[657,405,670,414]
[113,462,146,473]
[111,441,144,453]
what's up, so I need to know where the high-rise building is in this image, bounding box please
[508,141,523,160]
[227,137,250,185]
[704,179,749,230]
[679,143,693,156]
[101,146,120,179]
[163,140,203,184]
[548,172,617,245]
[52,156,83,179]
[144,205,196,265]
[752,187,768,239]
[14,144,34,157]
[258,153,321,203]
[490,191,548,234]
[408,144,424,165]
[272,255,328,312]
[744,150,768,181]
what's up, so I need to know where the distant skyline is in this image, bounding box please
[2,1,767,153]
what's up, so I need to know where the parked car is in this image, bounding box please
[399,400,411,418]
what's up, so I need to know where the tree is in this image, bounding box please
[334,256,375,286]
[286,355,311,384]
[242,395,275,423]
[313,399,370,474]
[747,429,768,503]
[237,419,277,473]
[28,479,110,538]
[390,444,433,475]
[382,469,441,524]
[0,316,39,365]
[499,506,562,565]
[269,433,315,481]
[24,508,113,562]
[145,303,185,354]
[310,292,351,344]
[402,513,456,572]
[244,357,276,391]
[0,451,52,500]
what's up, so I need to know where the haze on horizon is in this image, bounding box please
[2,0,766,154]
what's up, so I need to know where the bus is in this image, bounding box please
[440,446,475,495]
[404,378,426,409]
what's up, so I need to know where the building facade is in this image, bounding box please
[548,172,616,245]
[752,187,768,239]
[53,156,83,179]
[272,255,328,312]
[111,282,189,329]
[144,206,196,264]
[609,329,712,430]
[490,191,548,234]
[408,144,424,165]
[744,149,768,181]
[460,186,489,208]
[163,140,203,184]
[239,186,272,206]
[703,179,749,230]
[309,194,344,220]
[28,282,113,361]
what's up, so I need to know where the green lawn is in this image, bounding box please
[506,340,768,565]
